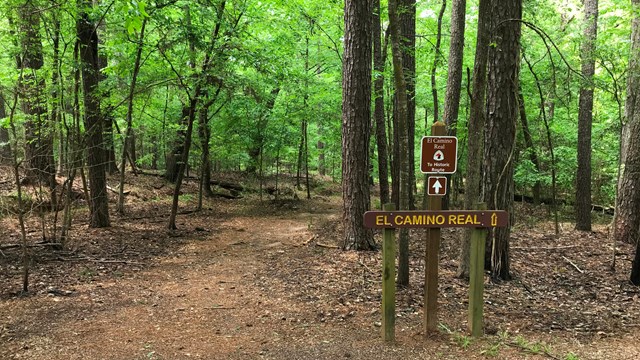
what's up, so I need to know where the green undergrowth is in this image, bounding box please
[439,324,581,359]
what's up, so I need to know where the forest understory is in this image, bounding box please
[0,171,639,360]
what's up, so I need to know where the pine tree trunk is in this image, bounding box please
[458,0,491,279]
[77,0,110,228]
[614,0,640,254]
[389,0,411,285]
[442,0,466,209]
[342,0,375,250]
[373,0,390,206]
[575,0,598,231]
[400,0,417,210]
[483,0,522,281]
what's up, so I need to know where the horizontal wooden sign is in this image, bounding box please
[363,210,508,229]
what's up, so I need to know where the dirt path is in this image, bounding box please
[2,196,640,359]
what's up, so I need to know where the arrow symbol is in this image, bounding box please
[432,179,443,194]
[491,213,497,227]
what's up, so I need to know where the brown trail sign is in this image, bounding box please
[420,136,458,174]
[365,207,509,340]
[363,210,508,229]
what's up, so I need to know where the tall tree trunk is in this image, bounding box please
[442,0,466,209]
[429,0,447,210]
[168,102,197,230]
[51,9,64,175]
[575,0,598,231]
[443,0,466,135]
[483,0,522,280]
[373,0,390,206]
[77,0,110,228]
[458,0,491,279]
[400,0,417,210]
[342,0,375,250]
[430,1,446,124]
[18,1,56,194]
[614,0,640,268]
[390,0,411,285]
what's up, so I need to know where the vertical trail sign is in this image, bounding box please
[420,136,458,174]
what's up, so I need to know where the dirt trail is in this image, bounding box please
[2,197,640,359]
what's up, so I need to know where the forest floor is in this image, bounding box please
[0,170,639,359]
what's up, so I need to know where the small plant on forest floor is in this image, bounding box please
[78,267,95,278]
[178,194,193,203]
[564,352,580,360]
[480,330,579,359]
[143,343,158,359]
[438,323,473,350]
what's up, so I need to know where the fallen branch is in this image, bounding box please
[0,242,63,250]
[55,256,143,265]
[512,245,578,250]
[562,256,584,273]
[302,235,315,245]
[205,306,236,310]
[316,242,339,249]
[358,260,372,273]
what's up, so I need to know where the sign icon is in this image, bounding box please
[427,176,447,196]
[420,136,458,174]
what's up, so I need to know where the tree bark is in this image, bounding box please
[429,0,447,210]
[342,0,375,250]
[389,0,412,285]
[77,0,110,228]
[575,0,598,231]
[373,0,390,206]
[400,0,417,210]
[458,0,491,279]
[483,0,522,280]
[614,0,640,272]
[442,0,466,209]
[443,0,466,135]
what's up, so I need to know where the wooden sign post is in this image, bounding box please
[364,209,508,340]
[424,121,446,334]
[381,203,396,342]
[365,120,508,340]
[469,203,488,337]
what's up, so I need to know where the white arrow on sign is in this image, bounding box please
[432,179,443,194]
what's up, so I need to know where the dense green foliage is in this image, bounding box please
[0,0,633,207]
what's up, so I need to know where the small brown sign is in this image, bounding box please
[427,176,447,196]
[363,210,508,229]
[420,136,458,174]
